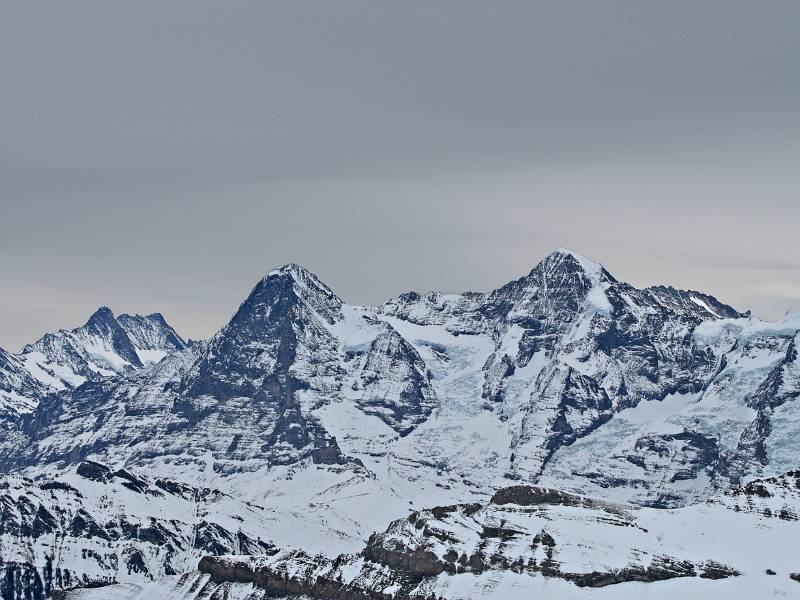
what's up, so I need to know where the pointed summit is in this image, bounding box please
[247,263,343,326]
[497,248,616,303]
[85,306,116,328]
[265,262,314,278]
[233,264,338,330]
[533,248,611,282]
[551,248,603,273]
[181,265,348,466]
[262,264,338,300]
[19,305,186,392]
[483,248,617,361]
[188,264,345,401]
[78,306,142,368]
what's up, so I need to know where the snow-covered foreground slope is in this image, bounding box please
[0,460,277,598]
[1,248,799,599]
[65,473,800,599]
[67,570,800,600]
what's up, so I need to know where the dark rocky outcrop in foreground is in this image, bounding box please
[199,484,739,599]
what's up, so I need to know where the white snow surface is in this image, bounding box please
[3,250,800,599]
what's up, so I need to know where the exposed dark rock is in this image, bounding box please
[76,460,112,483]
[491,485,611,511]
[356,326,437,434]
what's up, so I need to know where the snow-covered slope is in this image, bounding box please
[539,312,800,506]
[0,460,277,598]
[116,312,187,365]
[0,346,49,429]
[1,248,799,599]
[19,307,186,391]
[70,471,800,599]
[0,308,187,430]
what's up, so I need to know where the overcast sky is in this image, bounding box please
[1,2,798,350]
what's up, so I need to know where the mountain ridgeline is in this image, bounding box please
[1,249,799,599]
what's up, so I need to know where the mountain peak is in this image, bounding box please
[85,306,116,327]
[541,248,605,278]
[259,264,341,308]
[116,313,187,354]
[521,248,615,291]
[265,263,315,280]
[221,264,344,336]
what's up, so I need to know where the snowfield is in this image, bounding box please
[1,249,799,599]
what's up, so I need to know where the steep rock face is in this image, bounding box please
[380,291,487,335]
[116,313,187,364]
[16,307,186,394]
[0,267,350,473]
[0,351,194,472]
[193,484,745,600]
[0,250,799,599]
[0,309,185,436]
[377,249,748,491]
[540,311,800,506]
[354,324,437,435]
[709,469,800,521]
[181,264,343,400]
[381,250,739,391]
[486,249,617,362]
[510,367,612,478]
[176,264,348,467]
[481,352,515,403]
[0,266,439,476]
[739,332,800,468]
[0,347,49,429]
[0,461,276,600]
[507,252,740,410]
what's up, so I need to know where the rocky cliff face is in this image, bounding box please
[18,307,187,391]
[3,251,798,503]
[191,482,746,600]
[0,347,49,429]
[354,324,437,435]
[0,265,438,476]
[0,306,188,431]
[0,460,276,600]
[1,249,799,599]
[709,467,800,520]
[375,249,756,493]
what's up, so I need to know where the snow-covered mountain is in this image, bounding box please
[0,308,186,429]
[20,307,186,390]
[0,459,277,598]
[1,249,799,599]
[65,470,800,600]
[0,347,49,430]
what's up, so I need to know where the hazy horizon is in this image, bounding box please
[2,243,797,351]
[2,2,798,349]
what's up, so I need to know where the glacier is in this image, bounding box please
[0,248,798,599]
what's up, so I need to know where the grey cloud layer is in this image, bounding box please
[1,2,798,348]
